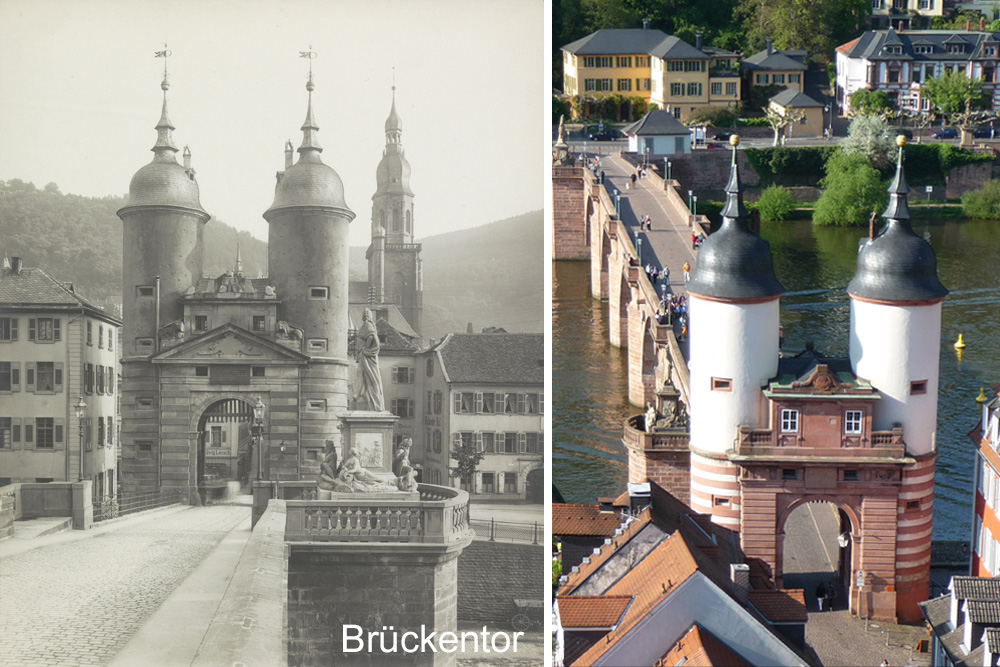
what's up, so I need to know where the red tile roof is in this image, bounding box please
[748,589,808,623]
[557,595,632,629]
[836,37,860,54]
[656,625,750,667]
[553,504,623,537]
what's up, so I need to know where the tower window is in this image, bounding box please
[307,399,326,411]
[309,286,329,300]
[780,409,799,433]
[711,377,732,392]
[910,380,927,395]
[713,496,730,507]
[906,500,920,510]
[137,286,155,297]
[136,441,153,457]
[307,339,328,352]
[844,410,863,434]
[252,315,266,332]
[195,366,209,377]
[405,210,411,234]
[194,316,208,332]
[843,469,859,482]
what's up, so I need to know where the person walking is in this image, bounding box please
[815,581,827,611]
[683,261,690,283]
[631,173,637,187]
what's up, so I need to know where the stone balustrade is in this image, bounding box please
[284,483,472,545]
[623,415,689,452]
[733,426,907,460]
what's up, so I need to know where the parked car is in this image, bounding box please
[973,125,997,139]
[713,130,734,141]
[590,129,621,141]
[932,128,958,139]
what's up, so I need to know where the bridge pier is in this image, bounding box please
[607,232,630,349]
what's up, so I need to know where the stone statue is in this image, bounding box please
[276,320,304,341]
[353,308,385,411]
[656,401,689,429]
[264,285,276,298]
[645,403,657,433]
[397,464,418,492]
[317,439,340,492]
[392,437,412,478]
[338,447,388,492]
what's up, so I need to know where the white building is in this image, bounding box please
[0,258,121,498]
[621,109,693,156]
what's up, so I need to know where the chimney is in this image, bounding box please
[284,140,294,169]
[11,257,22,275]
[982,17,987,31]
[967,20,972,31]
[766,38,773,55]
[730,563,750,604]
[183,145,192,169]
[696,31,703,51]
[467,322,473,333]
[642,18,650,30]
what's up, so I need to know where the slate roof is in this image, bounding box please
[953,576,1000,601]
[622,110,691,137]
[562,28,673,55]
[969,600,1000,625]
[743,49,808,71]
[434,333,543,385]
[766,348,876,395]
[838,29,1000,62]
[748,589,808,623]
[922,594,978,667]
[649,35,712,60]
[656,625,750,667]
[921,578,1000,667]
[553,503,624,537]
[557,595,633,629]
[0,265,120,323]
[770,88,824,109]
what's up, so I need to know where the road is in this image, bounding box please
[0,505,249,667]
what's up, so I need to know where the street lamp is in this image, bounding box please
[693,195,698,218]
[666,159,672,182]
[824,105,831,138]
[688,189,693,211]
[614,190,621,218]
[252,395,266,481]
[637,238,643,264]
[75,396,86,481]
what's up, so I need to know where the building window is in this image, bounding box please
[888,69,899,83]
[391,399,414,419]
[307,399,326,411]
[426,391,432,414]
[392,367,412,384]
[684,61,704,72]
[780,409,799,433]
[194,316,209,332]
[725,82,737,96]
[137,441,153,458]
[0,363,18,392]
[137,286,155,297]
[29,318,60,342]
[686,82,702,96]
[711,82,722,96]
[503,472,517,494]
[906,500,920,510]
[426,358,434,376]
[107,417,114,447]
[772,74,785,84]
[711,377,732,392]
[789,73,801,84]
[845,410,863,434]
[434,391,442,414]
[252,315,266,332]
[36,418,55,449]
[670,82,684,97]
[195,366,209,377]
[99,325,104,348]
[713,496,730,507]
[38,362,58,392]
[615,56,632,68]
[636,56,649,67]
[482,431,495,453]
[481,472,495,494]
[617,78,631,92]
[0,317,17,341]
[87,321,93,346]
[843,469,859,482]
[98,418,104,448]
[252,366,265,377]
[910,380,927,395]
[309,286,329,299]
[756,73,769,85]
[97,366,105,394]
[454,392,475,414]
[307,339,328,352]
[433,429,441,453]
[482,392,496,414]
[782,468,798,481]
[0,418,11,448]
[526,432,542,454]
[502,432,517,454]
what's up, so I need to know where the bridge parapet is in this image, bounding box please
[623,415,689,452]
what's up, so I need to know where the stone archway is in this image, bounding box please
[778,498,858,613]
[191,393,263,499]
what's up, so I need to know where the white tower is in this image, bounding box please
[686,138,784,528]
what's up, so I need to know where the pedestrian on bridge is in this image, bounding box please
[631,173,637,187]
[683,262,690,283]
[600,170,605,184]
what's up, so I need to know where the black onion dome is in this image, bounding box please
[847,144,947,302]
[686,142,784,301]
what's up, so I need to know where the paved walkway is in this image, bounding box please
[784,502,930,667]
[0,504,250,667]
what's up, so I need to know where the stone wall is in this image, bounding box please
[457,541,544,625]
[553,166,590,260]
[946,161,993,199]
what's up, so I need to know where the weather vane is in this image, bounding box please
[299,45,317,82]
[154,43,171,81]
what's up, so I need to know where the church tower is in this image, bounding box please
[117,72,210,492]
[685,137,784,530]
[369,86,423,334]
[847,137,948,620]
[264,70,355,452]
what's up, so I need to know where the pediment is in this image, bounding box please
[151,323,309,364]
[791,364,847,393]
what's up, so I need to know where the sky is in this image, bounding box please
[0,0,545,246]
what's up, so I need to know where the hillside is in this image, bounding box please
[0,180,542,337]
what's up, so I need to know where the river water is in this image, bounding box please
[553,216,1000,540]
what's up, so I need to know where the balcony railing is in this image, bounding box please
[734,426,906,460]
[623,415,689,452]
[284,483,472,545]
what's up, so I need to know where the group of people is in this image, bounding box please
[815,580,839,611]
[657,293,688,342]
[639,214,652,231]
[644,263,668,286]
[690,232,706,250]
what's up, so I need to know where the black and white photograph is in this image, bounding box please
[0,0,545,665]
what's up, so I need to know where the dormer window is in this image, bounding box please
[948,44,967,55]
[885,45,903,56]
[985,45,998,58]
[914,44,933,55]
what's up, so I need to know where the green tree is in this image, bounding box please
[921,70,992,144]
[765,106,806,146]
[841,115,895,169]
[755,184,797,221]
[813,151,888,226]
[554,96,571,124]
[450,438,486,485]
[962,179,1000,219]
[684,105,738,127]
[849,89,893,117]
[737,0,869,64]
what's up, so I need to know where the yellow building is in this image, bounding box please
[769,89,826,138]
[871,0,945,30]
[742,41,808,98]
[562,25,741,122]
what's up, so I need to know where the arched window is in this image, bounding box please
[405,210,411,234]
[392,209,400,233]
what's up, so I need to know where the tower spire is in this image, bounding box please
[152,44,178,160]
[297,46,322,159]
[719,135,747,225]
[881,136,911,226]
[235,241,243,273]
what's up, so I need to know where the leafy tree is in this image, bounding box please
[755,184,797,221]
[449,438,486,485]
[628,96,649,120]
[684,105,738,127]
[765,106,806,146]
[813,151,888,227]
[737,0,869,64]
[962,179,1000,219]
[849,89,892,117]
[841,115,895,169]
[749,83,785,112]
[921,70,992,145]
[554,96,571,124]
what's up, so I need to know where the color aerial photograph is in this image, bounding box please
[551,0,1000,665]
[0,0,545,665]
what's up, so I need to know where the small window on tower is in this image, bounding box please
[308,339,328,352]
[194,316,209,332]
[136,441,153,457]
[137,397,154,407]
[309,287,329,300]
[137,286,155,297]
[195,366,209,377]
[711,377,732,392]
[906,500,920,511]
[910,380,927,395]
[252,316,266,332]
[713,496,730,507]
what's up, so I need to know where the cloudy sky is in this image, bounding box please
[0,0,544,246]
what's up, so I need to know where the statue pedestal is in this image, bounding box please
[339,410,399,475]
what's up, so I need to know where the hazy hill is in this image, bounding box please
[0,180,542,338]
